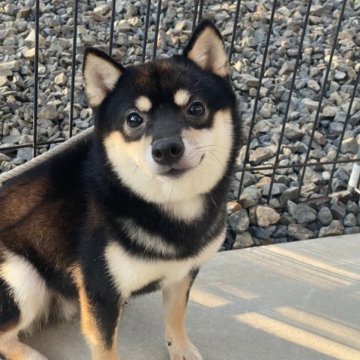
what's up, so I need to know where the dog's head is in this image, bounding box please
[83,21,240,205]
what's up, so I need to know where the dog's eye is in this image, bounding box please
[126,112,143,128]
[188,101,205,117]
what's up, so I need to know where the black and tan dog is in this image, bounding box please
[0,21,241,360]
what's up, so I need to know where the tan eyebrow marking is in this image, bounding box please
[174,89,191,107]
[135,96,152,112]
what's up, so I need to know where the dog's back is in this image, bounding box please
[0,131,94,295]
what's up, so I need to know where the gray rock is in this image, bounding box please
[238,74,259,87]
[322,106,337,118]
[54,73,67,86]
[346,201,358,214]
[239,186,261,208]
[318,207,333,226]
[17,7,32,18]
[251,226,276,240]
[17,148,33,162]
[344,227,360,235]
[330,199,346,220]
[280,187,299,206]
[341,138,358,154]
[229,209,250,233]
[329,122,344,135]
[255,206,281,227]
[38,105,58,120]
[0,153,11,162]
[279,61,295,75]
[303,98,319,112]
[0,75,9,87]
[273,225,288,238]
[24,29,46,47]
[0,60,21,72]
[318,220,344,237]
[288,224,314,240]
[235,172,256,187]
[343,213,356,227]
[3,128,21,144]
[93,4,111,16]
[307,79,320,91]
[285,141,308,153]
[284,123,304,141]
[304,167,322,184]
[334,71,346,81]
[289,202,317,224]
[249,146,276,165]
[259,103,275,118]
[233,232,254,249]
[262,183,288,196]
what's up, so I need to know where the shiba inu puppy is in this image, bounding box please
[0,20,241,360]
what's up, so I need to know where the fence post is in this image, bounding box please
[348,149,360,193]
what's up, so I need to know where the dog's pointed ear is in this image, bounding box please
[83,48,124,107]
[183,20,229,77]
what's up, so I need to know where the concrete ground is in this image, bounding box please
[26,235,360,360]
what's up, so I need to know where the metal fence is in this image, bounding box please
[0,0,359,204]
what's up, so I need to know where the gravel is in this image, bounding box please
[1,0,360,249]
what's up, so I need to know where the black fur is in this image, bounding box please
[81,226,121,349]
[0,278,20,332]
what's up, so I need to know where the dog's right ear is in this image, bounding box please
[83,48,124,107]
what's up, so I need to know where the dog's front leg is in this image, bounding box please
[163,269,203,360]
[75,268,121,360]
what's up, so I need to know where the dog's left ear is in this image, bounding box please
[183,20,229,77]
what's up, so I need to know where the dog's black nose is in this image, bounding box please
[152,137,185,165]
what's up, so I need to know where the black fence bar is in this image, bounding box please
[108,0,116,56]
[142,0,152,63]
[152,0,162,61]
[192,0,199,32]
[237,0,278,198]
[69,0,79,138]
[197,0,205,24]
[32,0,40,158]
[297,0,348,198]
[266,0,313,204]
[235,158,360,173]
[228,0,242,62]
[328,70,360,193]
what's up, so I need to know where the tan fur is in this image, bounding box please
[163,276,203,360]
[73,267,119,360]
[174,89,190,107]
[187,28,229,77]
[135,96,152,112]
[84,54,122,107]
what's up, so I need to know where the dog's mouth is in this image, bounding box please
[163,168,189,178]
[159,154,205,179]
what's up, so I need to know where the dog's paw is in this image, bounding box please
[167,341,203,360]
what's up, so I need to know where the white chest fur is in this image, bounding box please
[105,230,224,298]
